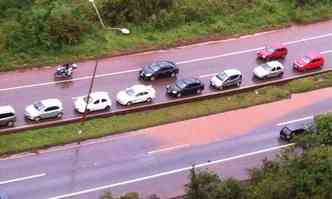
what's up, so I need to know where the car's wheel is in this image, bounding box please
[279,72,284,77]
[150,76,156,81]
[105,105,111,111]
[34,117,41,122]
[196,89,202,94]
[126,101,133,106]
[237,81,241,87]
[146,97,152,103]
[176,93,182,98]
[7,121,14,127]
[57,112,63,118]
[170,72,176,77]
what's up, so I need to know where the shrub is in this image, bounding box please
[6,1,91,52]
[100,0,175,26]
[0,0,34,18]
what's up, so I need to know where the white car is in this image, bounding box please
[25,98,63,121]
[253,61,284,79]
[116,84,156,106]
[74,92,112,113]
[210,69,242,89]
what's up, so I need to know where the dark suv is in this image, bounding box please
[279,122,316,141]
[139,60,179,81]
[166,78,204,98]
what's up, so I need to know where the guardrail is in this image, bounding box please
[1,69,331,136]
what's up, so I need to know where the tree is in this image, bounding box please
[185,167,221,199]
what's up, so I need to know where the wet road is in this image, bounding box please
[1,86,332,199]
[1,20,332,129]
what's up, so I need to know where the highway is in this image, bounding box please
[1,85,332,199]
[1,20,332,129]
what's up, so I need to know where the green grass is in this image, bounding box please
[0,1,332,71]
[1,71,332,156]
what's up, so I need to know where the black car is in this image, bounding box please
[279,122,316,141]
[166,78,204,98]
[139,60,179,80]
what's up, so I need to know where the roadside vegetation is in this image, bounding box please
[182,112,332,199]
[99,112,332,199]
[1,0,332,71]
[1,71,332,155]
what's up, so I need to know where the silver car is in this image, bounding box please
[0,105,16,127]
[253,61,284,79]
[210,69,242,89]
[25,98,63,121]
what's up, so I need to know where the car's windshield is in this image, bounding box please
[302,56,312,63]
[83,96,93,104]
[125,88,135,96]
[265,47,275,53]
[216,72,228,81]
[175,80,187,89]
[33,101,45,111]
[262,63,273,71]
[149,63,160,71]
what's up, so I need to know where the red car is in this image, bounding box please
[293,51,324,72]
[257,43,288,60]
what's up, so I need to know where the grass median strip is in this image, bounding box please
[1,71,332,155]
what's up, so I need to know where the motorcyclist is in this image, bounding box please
[56,63,75,78]
[62,63,73,75]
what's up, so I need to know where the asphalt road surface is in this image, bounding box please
[1,20,332,129]
[1,86,332,199]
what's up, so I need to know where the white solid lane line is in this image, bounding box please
[276,116,314,126]
[0,68,140,92]
[321,49,332,54]
[48,143,294,199]
[148,144,190,154]
[0,32,332,92]
[0,173,46,185]
[198,48,332,79]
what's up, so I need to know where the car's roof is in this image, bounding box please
[267,61,284,68]
[90,91,110,99]
[180,77,201,84]
[40,98,62,107]
[130,84,151,92]
[306,51,322,59]
[223,69,241,76]
[0,192,8,199]
[0,105,15,114]
[157,60,176,67]
[282,121,315,131]
[270,43,285,49]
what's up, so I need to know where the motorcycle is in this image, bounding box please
[54,63,77,78]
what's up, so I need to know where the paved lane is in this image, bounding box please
[1,20,332,129]
[1,87,332,199]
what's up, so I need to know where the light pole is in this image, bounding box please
[88,0,105,29]
[88,0,130,35]
[78,59,99,135]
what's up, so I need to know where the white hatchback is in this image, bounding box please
[116,84,156,106]
[253,61,284,79]
[74,92,112,113]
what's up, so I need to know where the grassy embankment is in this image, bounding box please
[1,71,332,155]
[0,0,332,71]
